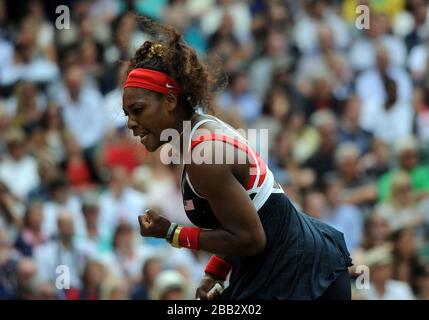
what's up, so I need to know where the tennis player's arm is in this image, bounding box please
[187,160,266,256]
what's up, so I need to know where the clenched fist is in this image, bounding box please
[138,209,171,239]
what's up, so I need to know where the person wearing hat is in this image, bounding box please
[151,270,188,300]
[360,244,415,300]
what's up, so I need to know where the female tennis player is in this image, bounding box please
[122,18,352,300]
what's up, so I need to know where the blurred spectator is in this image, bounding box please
[52,64,107,152]
[303,110,338,188]
[14,202,49,257]
[0,16,59,86]
[151,270,189,300]
[0,227,21,299]
[201,0,252,43]
[13,257,38,300]
[391,228,425,295]
[10,82,45,132]
[349,13,407,71]
[269,128,315,196]
[39,103,67,164]
[101,128,148,174]
[296,24,352,102]
[356,46,412,106]
[41,177,86,239]
[338,96,373,156]
[375,172,425,232]
[413,87,429,146]
[99,222,154,284]
[415,264,429,299]
[100,277,130,300]
[249,28,290,100]
[293,0,350,56]
[207,13,253,72]
[360,244,415,300]
[378,136,429,201]
[61,134,100,192]
[285,110,319,165]
[0,128,40,201]
[79,196,111,254]
[77,259,107,300]
[98,166,148,235]
[132,256,164,300]
[359,74,414,145]
[0,181,24,239]
[34,212,95,291]
[319,178,363,253]
[217,70,262,124]
[332,142,378,210]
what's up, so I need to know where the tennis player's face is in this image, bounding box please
[123,87,177,152]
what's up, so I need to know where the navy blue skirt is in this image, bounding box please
[222,193,353,300]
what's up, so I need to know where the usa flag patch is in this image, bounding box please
[184,199,195,211]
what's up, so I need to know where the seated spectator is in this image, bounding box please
[249,28,290,100]
[99,222,155,284]
[100,277,131,300]
[151,270,189,300]
[293,0,350,56]
[360,75,414,145]
[338,96,373,156]
[61,134,100,192]
[0,181,24,240]
[319,178,363,254]
[415,264,429,300]
[296,24,352,102]
[0,128,40,201]
[206,13,253,73]
[303,110,338,189]
[41,177,86,239]
[12,257,38,300]
[391,228,426,296]
[360,245,415,300]
[217,70,262,125]
[349,13,407,71]
[39,103,67,165]
[376,172,425,232]
[52,63,107,152]
[285,110,319,165]
[132,256,164,300]
[269,128,316,199]
[356,46,412,106]
[34,212,95,292]
[79,196,111,254]
[332,142,378,211]
[101,127,148,174]
[14,202,49,257]
[0,227,21,299]
[98,166,148,235]
[378,136,429,202]
[0,16,59,86]
[76,259,107,300]
[10,81,45,133]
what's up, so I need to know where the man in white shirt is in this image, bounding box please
[54,64,107,150]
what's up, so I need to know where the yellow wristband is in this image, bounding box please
[171,226,182,248]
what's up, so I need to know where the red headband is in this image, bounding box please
[124,68,180,96]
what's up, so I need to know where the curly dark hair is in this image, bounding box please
[125,16,218,118]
